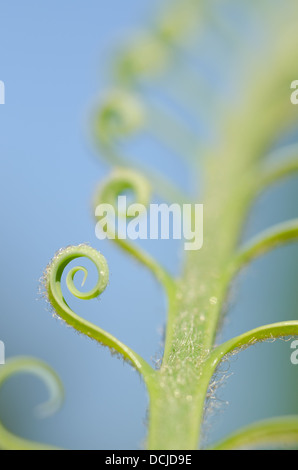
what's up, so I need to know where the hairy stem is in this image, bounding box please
[146,150,259,449]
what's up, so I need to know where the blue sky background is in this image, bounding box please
[0,0,298,450]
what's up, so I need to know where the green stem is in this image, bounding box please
[146,151,259,449]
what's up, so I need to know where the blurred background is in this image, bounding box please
[0,0,298,450]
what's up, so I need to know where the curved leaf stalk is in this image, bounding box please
[260,144,298,188]
[0,357,63,450]
[44,244,156,388]
[233,220,298,272]
[210,416,298,450]
[93,168,179,349]
[92,90,191,204]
